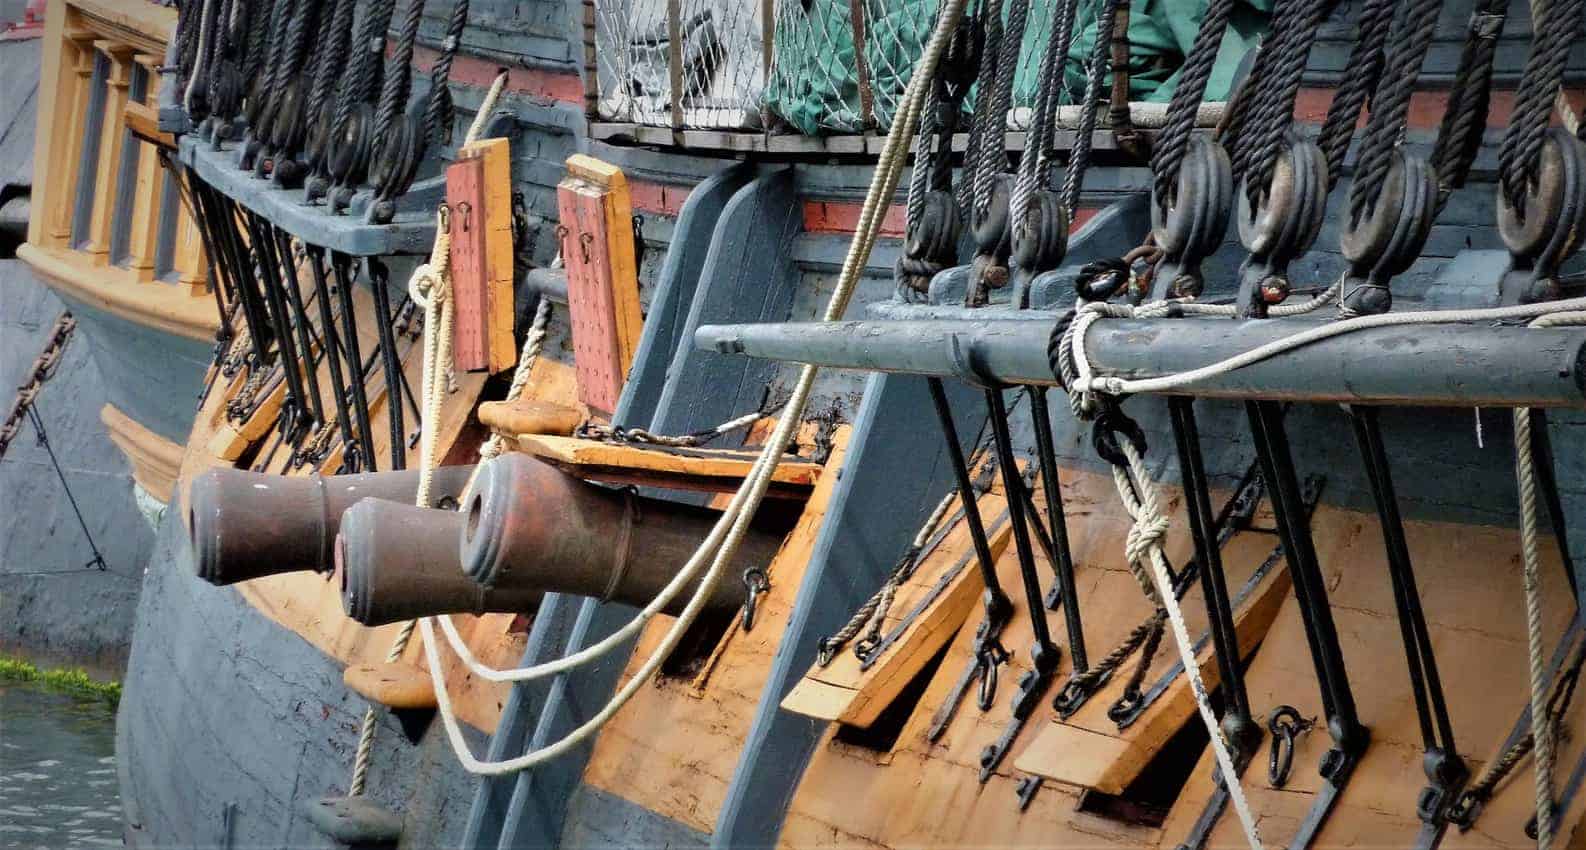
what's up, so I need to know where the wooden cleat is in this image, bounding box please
[476,398,583,438]
[514,433,821,499]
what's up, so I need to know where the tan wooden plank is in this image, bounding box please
[580,430,851,835]
[515,433,822,498]
[83,41,134,260]
[781,486,1015,729]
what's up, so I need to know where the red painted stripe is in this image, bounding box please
[628,180,690,217]
[803,201,909,238]
[1292,88,1586,131]
[406,44,584,104]
[801,201,1100,238]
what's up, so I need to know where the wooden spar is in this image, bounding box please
[696,318,1586,408]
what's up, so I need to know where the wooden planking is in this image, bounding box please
[1015,527,1295,794]
[514,433,822,499]
[776,473,1586,849]
[1155,507,1586,850]
[781,485,1016,727]
[581,430,852,835]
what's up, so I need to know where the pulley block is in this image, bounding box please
[1339,150,1437,315]
[1497,127,1586,303]
[1235,138,1328,316]
[1009,190,1070,309]
[1151,134,1233,299]
[369,110,426,224]
[897,190,961,296]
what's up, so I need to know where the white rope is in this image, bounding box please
[1513,309,1586,847]
[346,71,511,796]
[1516,406,1557,849]
[1116,441,1264,850]
[1069,295,1586,399]
[416,0,968,775]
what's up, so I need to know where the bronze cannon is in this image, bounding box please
[188,465,476,585]
[337,498,545,627]
[419,452,784,617]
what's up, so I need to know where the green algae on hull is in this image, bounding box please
[0,656,121,705]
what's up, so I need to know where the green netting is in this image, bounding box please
[763,0,1272,136]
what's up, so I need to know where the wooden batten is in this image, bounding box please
[82,40,134,261]
[581,430,852,836]
[448,137,516,374]
[477,398,584,438]
[781,480,1016,728]
[514,433,822,499]
[557,155,643,415]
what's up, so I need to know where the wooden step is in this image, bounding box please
[514,433,821,499]
[343,663,436,711]
[477,398,583,438]
[781,484,1015,727]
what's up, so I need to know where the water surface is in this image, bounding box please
[0,680,121,848]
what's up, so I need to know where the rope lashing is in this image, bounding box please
[1111,429,1264,849]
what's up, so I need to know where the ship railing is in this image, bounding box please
[583,0,1203,145]
[27,5,206,293]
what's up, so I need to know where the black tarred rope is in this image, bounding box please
[1498,0,1585,213]
[1149,0,1237,209]
[423,0,473,146]
[1347,0,1443,226]
[1232,0,1328,207]
[1061,0,1125,217]
[374,0,430,154]
[1429,0,1510,209]
[1315,0,1394,188]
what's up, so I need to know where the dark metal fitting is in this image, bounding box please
[1028,640,1062,677]
[1424,747,1468,788]
[1074,258,1132,302]
[1091,408,1147,469]
[1107,690,1144,725]
[1261,275,1291,304]
[975,640,1010,711]
[1268,705,1314,787]
[1053,677,1096,716]
[740,568,770,631]
[1445,790,1482,829]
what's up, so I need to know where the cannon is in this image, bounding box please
[337,499,545,627]
[188,465,476,585]
[451,453,787,615]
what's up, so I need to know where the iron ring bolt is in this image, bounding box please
[975,640,1010,711]
[1267,705,1313,788]
[739,568,769,631]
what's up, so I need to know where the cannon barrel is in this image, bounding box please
[694,317,1586,408]
[458,453,786,614]
[337,499,544,627]
[188,465,476,585]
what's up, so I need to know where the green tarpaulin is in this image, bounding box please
[763,0,1271,135]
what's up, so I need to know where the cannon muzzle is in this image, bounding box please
[338,499,544,627]
[189,465,476,585]
[458,453,787,614]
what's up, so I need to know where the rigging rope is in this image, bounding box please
[1061,0,1126,218]
[408,0,968,774]
[1346,0,1444,226]
[1499,0,1586,213]
[1148,0,1236,209]
[1313,0,1392,186]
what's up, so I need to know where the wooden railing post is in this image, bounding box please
[125,53,163,280]
[83,40,135,262]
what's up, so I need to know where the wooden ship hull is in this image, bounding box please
[40,0,1586,848]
